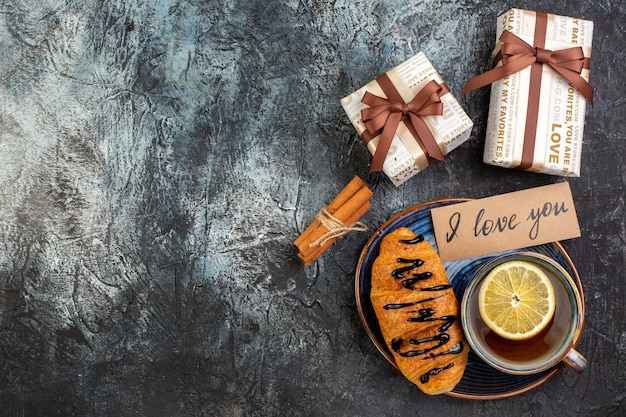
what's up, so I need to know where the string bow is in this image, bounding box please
[361,77,447,172]
[462,30,593,104]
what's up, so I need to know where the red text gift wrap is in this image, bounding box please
[464,9,594,177]
[341,52,473,186]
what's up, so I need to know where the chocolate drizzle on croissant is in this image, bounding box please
[370,227,468,395]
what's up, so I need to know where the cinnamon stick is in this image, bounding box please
[293,176,366,248]
[294,176,373,266]
[298,201,372,265]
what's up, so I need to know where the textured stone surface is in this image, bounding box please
[0,1,624,416]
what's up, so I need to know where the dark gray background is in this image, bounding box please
[0,0,624,416]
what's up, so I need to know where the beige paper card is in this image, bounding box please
[431,182,580,262]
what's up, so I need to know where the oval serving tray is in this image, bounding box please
[355,199,585,400]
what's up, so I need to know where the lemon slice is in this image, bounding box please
[478,260,556,341]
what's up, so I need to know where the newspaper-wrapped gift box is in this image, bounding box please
[341,52,473,186]
[466,9,594,177]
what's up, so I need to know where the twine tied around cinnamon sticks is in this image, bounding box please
[308,208,369,248]
[294,176,373,266]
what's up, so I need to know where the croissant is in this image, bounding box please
[370,227,468,395]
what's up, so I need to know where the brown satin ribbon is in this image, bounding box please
[360,74,448,172]
[462,12,593,170]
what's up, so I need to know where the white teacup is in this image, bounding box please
[460,252,587,375]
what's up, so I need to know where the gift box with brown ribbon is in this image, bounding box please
[464,9,594,177]
[341,52,473,186]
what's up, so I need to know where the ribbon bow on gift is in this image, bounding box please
[360,75,448,172]
[462,30,593,104]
